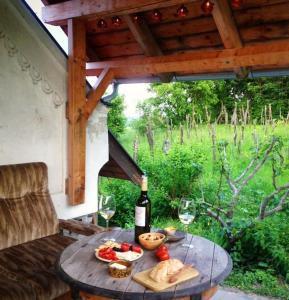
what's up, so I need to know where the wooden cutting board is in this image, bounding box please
[133,266,199,292]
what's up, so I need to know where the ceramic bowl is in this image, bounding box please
[138,232,166,250]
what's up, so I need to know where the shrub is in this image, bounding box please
[232,213,289,281]
[100,144,204,226]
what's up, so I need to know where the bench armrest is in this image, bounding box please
[59,219,105,236]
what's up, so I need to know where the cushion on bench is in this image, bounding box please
[0,234,75,300]
[0,162,59,250]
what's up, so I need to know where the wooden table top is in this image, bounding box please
[57,229,232,300]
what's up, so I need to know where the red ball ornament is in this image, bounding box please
[177,5,189,17]
[97,19,107,29]
[111,16,122,27]
[231,0,243,9]
[201,0,214,14]
[133,14,141,24]
[152,9,162,22]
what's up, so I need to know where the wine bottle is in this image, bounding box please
[134,175,151,243]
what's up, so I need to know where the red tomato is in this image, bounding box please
[121,243,131,252]
[99,247,117,261]
[155,245,168,257]
[131,245,141,253]
[99,247,111,253]
[158,245,168,251]
[158,252,170,261]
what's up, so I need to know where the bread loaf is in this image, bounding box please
[149,259,184,283]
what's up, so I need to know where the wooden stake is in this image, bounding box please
[180,124,184,145]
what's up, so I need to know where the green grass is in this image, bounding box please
[121,123,289,214]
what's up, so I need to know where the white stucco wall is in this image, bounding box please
[0,0,109,219]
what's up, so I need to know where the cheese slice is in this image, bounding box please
[117,251,141,261]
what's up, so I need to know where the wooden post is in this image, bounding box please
[67,18,87,205]
[67,19,114,206]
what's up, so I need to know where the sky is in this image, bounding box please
[25,0,152,118]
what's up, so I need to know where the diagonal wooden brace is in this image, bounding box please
[86,67,114,118]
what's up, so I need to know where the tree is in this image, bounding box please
[148,82,219,125]
[201,136,289,248]
[107,95,126,137]
[214,77,289,122]
[135,78,289,127]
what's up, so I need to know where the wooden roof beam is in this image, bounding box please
[212,0,249,78]
[42,0,193,26]
[86,40,289,77]
[123,14,172,83]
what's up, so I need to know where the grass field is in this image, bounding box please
[102,123,289,299]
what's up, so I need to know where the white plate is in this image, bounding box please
[95,248,144,263]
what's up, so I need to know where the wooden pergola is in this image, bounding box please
[41,0,289,205]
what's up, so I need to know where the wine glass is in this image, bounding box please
[98,194,116,231]
[178,198,196,248]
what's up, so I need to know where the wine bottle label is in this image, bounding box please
[135,206,146,227]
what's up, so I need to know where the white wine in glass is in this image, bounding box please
[98,194,116,231]
[178,198,196,248]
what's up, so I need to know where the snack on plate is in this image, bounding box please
[98,240,120,250]
[98,247,118,261]
[138,232,166,250]
[108,260,132,278]
[149,259,184,283]
[95,242,143,262]
[117,251,141,261]
[164,227,176,235]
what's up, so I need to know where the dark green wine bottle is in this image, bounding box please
[134,175,151,243]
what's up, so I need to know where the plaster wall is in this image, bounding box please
[0,0,109,219]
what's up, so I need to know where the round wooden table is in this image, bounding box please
[57,229,232,300]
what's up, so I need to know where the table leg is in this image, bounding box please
[190,295,202,300]
[175,295,201,300]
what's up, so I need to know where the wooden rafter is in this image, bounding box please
[123,15,163,56]
[67,18,87,205]
[86,40,289,77]
[123,14,172,82]
[42,0,193,26]
[212,0,242,49]
[212,0,248,78]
